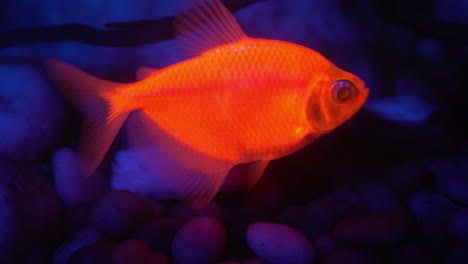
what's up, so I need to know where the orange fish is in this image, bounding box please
[46,0,369,207]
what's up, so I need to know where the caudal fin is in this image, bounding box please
[45,58,130,177]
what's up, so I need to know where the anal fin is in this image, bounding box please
[127,110,235,208]
[135,66,159,81]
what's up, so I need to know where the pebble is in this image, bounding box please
[146,253,170,264]
[172,217,227,264]
[333,209,410,248]
[52,148,107,204]
[0,62,65,160]
[132,217,185,254]
[62,203,93,235]
[448,208,468,241]
[53,229,103,264]
[68,240,117,264]
[379,161,430,196]
[246,222,315,264]
[88,190,155,239]
[436,176,468,205]
[299,198,362,240]
[314,234,340,255]
[391,243,434,264]
[112,239,152,264]
[420,220,450,257]
[406,191,459,221]
[321,249,381,264]
[445,243,468,264]
[355,180,402,211]
[242,258,267,264]
[0,157,62,263]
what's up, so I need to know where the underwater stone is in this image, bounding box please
[355,180,402,211]
[68,240,117,264]
[172,217,227,264]
[406,191,460,221]
[53,228,103,264]
[314,234,340,255]
[131,217,185,254]
[62,203,92,235]
[246,222,315,264]
[112,239,152,264]
[333,209,410,248]
[0,62,65,160]
[321,249,381,264]
[379,161,431,196]
[53,148,107,205]
[88,190,155,239]
[0,157,62,263]
[390,243,434,264]
[448,208,468,241]
[436,176,468,205]
[242,258,267,264]
[146,253,170,264]
[445,243,468,264]
[299,198,363,240]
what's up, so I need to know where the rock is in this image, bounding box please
[52,148,107,205]
[68,240,117,264]
[355,180,402,211]
[246,222,315,264]
[448,208,468,241]
[168,201,224,221]
[0,157,62,263]
[242,258,267,264]
[299,198,362,240]
[88,190,155,239]
[172,217,227,264]
[391,243,434,264]
[62,203,93,235]
[131,217,185,254]
[333,210,410,248]
[314,234,340,255]
[0,61,65,160]
[436,176,468,205]
[146,253,170,264]
[321,249,381,264]
[379,161,430,196]
[445,243,468,264]
[407,191,459,221]
[112,239,152,264]
[420,220,450,258]
[53,228,103,264]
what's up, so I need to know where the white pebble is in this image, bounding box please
[172,217,227,264]
[246,222,315,264]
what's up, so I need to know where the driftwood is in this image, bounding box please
[0,0,264,48]
[1,0,467,48]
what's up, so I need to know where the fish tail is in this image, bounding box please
[44,58,130,177]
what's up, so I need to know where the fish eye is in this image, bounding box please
[331,80,356,104]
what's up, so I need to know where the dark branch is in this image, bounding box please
[372,0,468,45]
[0,0,263,48]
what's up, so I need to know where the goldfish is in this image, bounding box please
[45,0,369,207]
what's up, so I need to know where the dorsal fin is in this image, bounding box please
[135,66,159,80]
[175,0,248,56]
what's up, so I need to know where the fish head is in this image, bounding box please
[306,66,369,135]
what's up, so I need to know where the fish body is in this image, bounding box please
[46,0,369,207]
